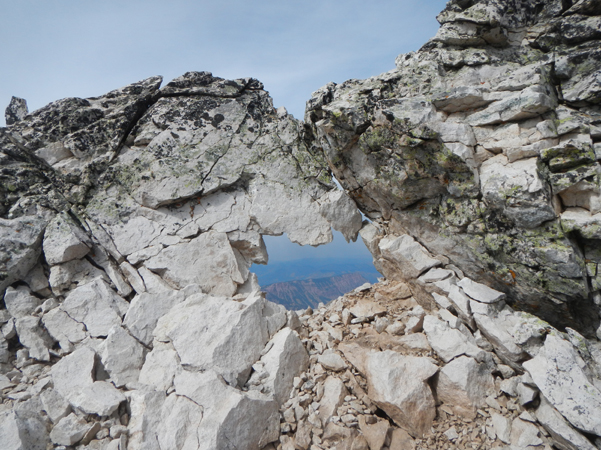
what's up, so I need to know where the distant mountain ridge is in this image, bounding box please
[252,257,381,287]
[263,272,370,310]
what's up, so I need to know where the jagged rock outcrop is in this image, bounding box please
[0,71,361,450]
[306,0,601,335]
[2,0,601,449]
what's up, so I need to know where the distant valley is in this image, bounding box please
[262,272,373,310]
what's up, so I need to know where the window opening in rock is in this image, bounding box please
[252,230,381,311]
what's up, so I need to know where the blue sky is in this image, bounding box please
[1,0,445,261]
[1,0,444,124]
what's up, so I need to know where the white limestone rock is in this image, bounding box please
[173,369,280,449]
[457,277,505,303]
[317,350,348,372]
[48,258,108,295]
[126,389,166,450]
[418,268,454,283]
[3,286,41,319]
[436,356,494,419]
[379,234,441,279]
[60,278,128,337]
[262,300,288,339]
[49,345,125,416]
[42,307,87,352]
[318,190,363,242]
[145,230,245,296]
[422,315,483,363]
[107,215,162,257]
[69,381,126,417]
[473,311,528,369]
[43,213,91,265]
[14,315,53,361]
[523,333,601,436]
[348,299,386,320]
[40,388,71,423]
[561,207,601,240]
[123,289,185,346]
[480,155,556,228]
[510,417,543,447]
[156,393,204,450]
[318,376,348,424]
[0,215,47,293]
[0,410,49,450]
[154,292,268,385]
[535,396,597,450]
[491,412,512,444]
[247,327,309,404]
[100,325,146,387]
[138,341,180,392]
[365,350,438,437]
[49,413,93,446]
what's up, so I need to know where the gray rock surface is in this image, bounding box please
[1,2,601,448]
[306,0,601,333]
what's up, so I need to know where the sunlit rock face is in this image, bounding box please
[0,71,362,450]
[306,0,601,334]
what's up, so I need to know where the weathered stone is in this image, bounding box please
[491,412,511,444]
[42,307,87,352]
[319,376,348,424]
[15,315,53,361]
[123,289,185,346]
[379,235,441,279]
[318,190,363,242]
[422,315,483,363]
[172,369,280,449]
[61,278,128,337]
[3,285,41,319]
[510,417,543,447]
[358,416,389,450]
[43,212,91,265]
[0,410,49,450]
[49,413,93,446]
[100,325,146,387]
[535,395,597,450]
[523,333,601,436]
[436,356,494,419]
[365,350,438,437]
[154,292,268,385]
[317,350,347,372]
[5,96,28,125]
[457,277,505,303]
[349,299,386,320]
[145,230,244,296]
[0,216,47,293]
[126,389,166,450]
[40,388,71,423]
[138,341,180,392]
[69,381,126,417]
[247,327,309,404]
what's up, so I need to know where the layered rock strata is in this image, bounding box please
[306,0,601,335]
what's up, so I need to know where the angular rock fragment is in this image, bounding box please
[524,333,601,436]
[100,325,146,387]
[436,356,494,419]
[60,278,128,337]
[365,350,438,437]
[42,212,91,265]
[3,286,41,319]
[154,292,268,385]
[0,410,49,450]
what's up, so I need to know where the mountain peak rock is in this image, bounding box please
[1,0,601,448]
